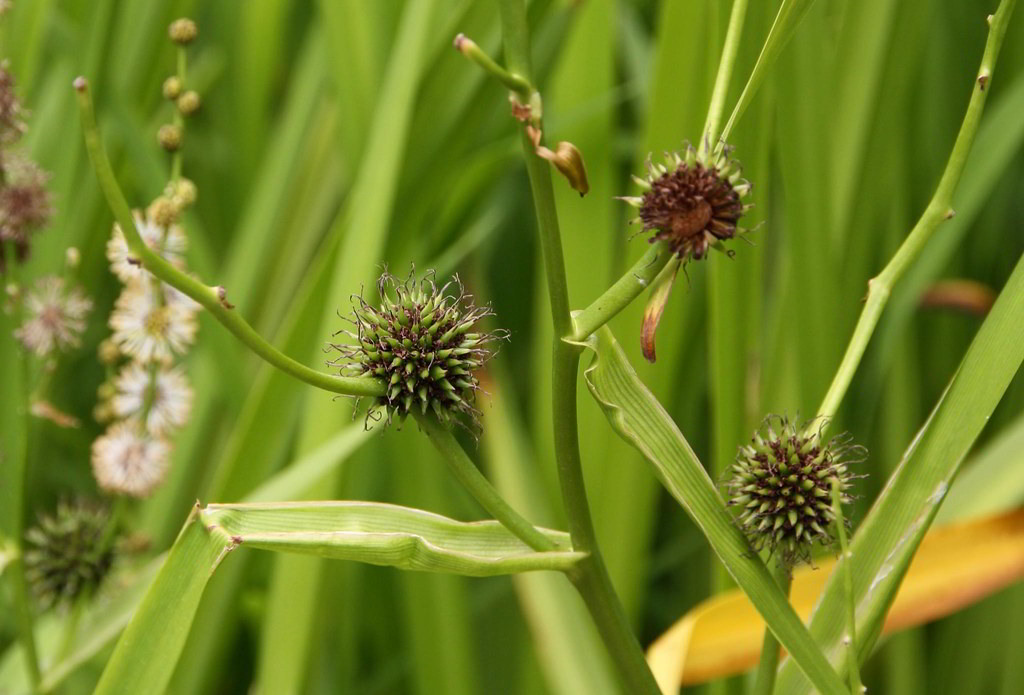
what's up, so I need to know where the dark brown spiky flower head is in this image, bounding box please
[621,143,750,262]
[330,269,506,429]
[725,416,863,567]
[24,500,116,608]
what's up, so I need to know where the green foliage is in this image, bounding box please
[1,0,1023,693]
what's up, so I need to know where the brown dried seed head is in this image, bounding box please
[639,158,746,261]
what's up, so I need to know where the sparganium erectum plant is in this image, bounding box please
[38,2,1021,695]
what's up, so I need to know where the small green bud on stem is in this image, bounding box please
[168,18,197,45]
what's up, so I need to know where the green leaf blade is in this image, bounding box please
[199,501,581,576]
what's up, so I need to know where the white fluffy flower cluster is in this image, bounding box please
[92,201,198,498]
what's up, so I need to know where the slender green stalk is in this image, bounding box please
[751,560,791,695]
[701,0,749,154]
[496,2,661,693]
[414,412,556,553]
[171,45,186,183]
[814,0,1014,429]
[2,243,42,692]
[73,78,385,400]
[453,33,532,97]
[570,242,670,341]
[721,0,818,142]
[832,478,863,695]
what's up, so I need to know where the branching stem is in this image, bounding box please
[73,78,385,401]
[496,2,661,692]
[814,0,1016,431]
[415,411,556,552]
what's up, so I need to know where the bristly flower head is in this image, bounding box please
[725,416,864,567]
[15,275,92,357]
[109,281,197,364]
[111,362,193,436]
[24,499,116,608]
[330,268,506,429]
[106,209,188,283]
[620,142,751,263]
[91,420,170,497]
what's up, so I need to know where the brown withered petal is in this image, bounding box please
[641,257,681,363]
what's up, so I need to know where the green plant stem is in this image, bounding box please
[751,560,791,695]
[570,242,671,341]
[2,244,42,692]
[701,0,749,154]
[453,33,532,97]
[171,46,186,183]
[832,478,863,695]
[73,78,385,400]
[813,1,1014,430]
[496,2,661,693]
[414,412,556,552]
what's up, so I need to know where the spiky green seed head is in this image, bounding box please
[725,416,863,566]
[23,500,116,608]
[331,269,506,429]
[620,142,751,263]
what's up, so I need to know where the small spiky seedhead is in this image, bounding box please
[725,416,863,566]
[621,143,751,263]
[330,269,506,429]
[24,500,116,608]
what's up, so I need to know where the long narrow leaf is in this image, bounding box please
[573,327,846,695]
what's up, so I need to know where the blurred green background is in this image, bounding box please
[1,0,1023,693]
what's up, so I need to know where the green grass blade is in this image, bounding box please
[775,249,1024,694]
[722,0,818,140]
[94,510,231,695]
[572,327,846,695]
[937,410,1024,523]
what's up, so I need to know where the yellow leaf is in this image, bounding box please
[646,508,1024,692]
